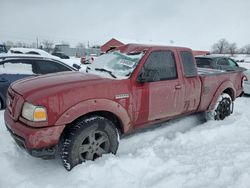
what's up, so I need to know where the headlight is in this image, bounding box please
[22,102,47,122]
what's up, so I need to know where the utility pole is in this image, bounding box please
[36,37,39,48]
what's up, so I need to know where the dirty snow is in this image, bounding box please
[1,96,250,188]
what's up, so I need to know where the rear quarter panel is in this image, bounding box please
[198,70,243,112]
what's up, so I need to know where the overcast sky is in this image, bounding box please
[1,0,250,50]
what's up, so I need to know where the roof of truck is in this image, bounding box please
[116,43,192,54]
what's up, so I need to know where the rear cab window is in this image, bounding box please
[180,51,197,77]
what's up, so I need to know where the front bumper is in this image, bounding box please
[4,110,65,159]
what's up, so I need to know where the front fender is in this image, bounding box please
[55,99,132,133]
[208,80,236,111]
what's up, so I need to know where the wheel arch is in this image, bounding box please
[208,80,236,111]
[55,98,132,135]
[69,111,124,135]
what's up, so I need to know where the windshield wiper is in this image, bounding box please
[95,68,117,78]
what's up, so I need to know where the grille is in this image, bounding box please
[6,88,24,121]
[7,89,15,117]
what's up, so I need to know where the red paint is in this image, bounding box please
[5,44,244,152]
[192,50,210,56]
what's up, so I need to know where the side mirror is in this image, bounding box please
[136,72,147,83]
[137,69,160,83]
[73,64,81,70]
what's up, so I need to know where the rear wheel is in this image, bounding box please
[60,116,119,171]
[206,93,233,120]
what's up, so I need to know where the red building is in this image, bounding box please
[100,38,124,53]
[101,38,210,56]
[192,50,210,56]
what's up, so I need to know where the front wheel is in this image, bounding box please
[60,116,119,171]
[206,93,233,120]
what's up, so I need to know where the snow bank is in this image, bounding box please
[1,97,250,188]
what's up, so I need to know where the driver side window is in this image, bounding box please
[141,51,177,82]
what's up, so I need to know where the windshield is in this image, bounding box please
[87,51,144,79]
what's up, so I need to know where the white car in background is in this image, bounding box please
[243,70,250,95]
[8,47,85,71]
[8,47,53,57]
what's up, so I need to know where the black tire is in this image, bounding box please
[60,116,119,171]
[206,93,233,120]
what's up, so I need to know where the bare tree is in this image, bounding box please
[211,38,229,54]
[60,41,69,45]
[242,44,250,54]
[30,42,37,48]
[75,43,86,57]
[42,40,54,52]
[3,41,14,49]
[14,42,28,48]
[228,43,237,56]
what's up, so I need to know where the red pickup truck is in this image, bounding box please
[4,44,244,170]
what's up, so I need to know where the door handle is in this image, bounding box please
[175,85,182,89]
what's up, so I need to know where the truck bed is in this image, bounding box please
[197,68,243,112]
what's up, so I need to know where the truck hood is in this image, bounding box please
[11,71,110,98]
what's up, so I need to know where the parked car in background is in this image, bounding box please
[0,44,7,54]
[195,55,246,71]
[0,54,76,109]
[8,47,82,70]
[51,52,70,59]
[8,47,53,57]
[80,54,98,64]
[243,70,250,95]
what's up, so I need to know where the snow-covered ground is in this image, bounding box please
[239,62,250,70]
[1,96,250,188]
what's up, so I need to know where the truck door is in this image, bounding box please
[133,50,185,125]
